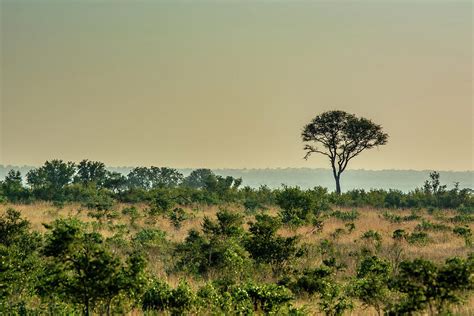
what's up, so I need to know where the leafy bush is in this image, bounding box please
[243,283,294,313]
[0,209,42,313]
[142,279,195,315]
[415,220,450,232]
[142,279,172,311]
[168,207,188,229]
[121,206,140,226]
[361,230,382,250]
[406,231,430,245]
[83,190,114,211]
[382,210,421,223]
[132,228,168,248]
[352,256,391,315]
[245,213,302,275]
[40,218,147,315]
[392,229,407,241]
[453,226,472,247]
[331,209,359,221]
[451,214,474,224]
[390,257,474,314]
[294,264,352,316]
[276,186,321,226]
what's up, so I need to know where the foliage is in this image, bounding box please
[406,231,430,245]
[351,256,391,315]
[1,170,29,203]
[331,209,359,221]
[40,218,147,315]
[1,159,473,315]
[276,186,324,226]
[389,257,474,314]
[245,213,302,274]
[453,226,472,247]
[294,264,352,316]
[27,160,76,201]
[0,209,42,313]
[301,110,388,194]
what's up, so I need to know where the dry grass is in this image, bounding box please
[1,202,473,315]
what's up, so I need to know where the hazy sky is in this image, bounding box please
[1,0,472,170]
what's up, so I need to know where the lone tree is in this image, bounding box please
[302,110,388,194]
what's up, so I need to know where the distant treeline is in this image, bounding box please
[1,164,473,192]
[1,159,472,211]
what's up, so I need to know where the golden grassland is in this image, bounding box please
[2,202,473,315]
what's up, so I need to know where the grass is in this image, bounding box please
[1,202,473,315]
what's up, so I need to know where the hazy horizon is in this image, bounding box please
[1,164,472,192]
[1,162,473,173]
[1,0,472,170]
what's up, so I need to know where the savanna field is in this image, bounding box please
[3,0,473,314]
[1,161,473,315]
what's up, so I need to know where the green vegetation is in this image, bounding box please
[0,161,473,314]
[301,110,388,194]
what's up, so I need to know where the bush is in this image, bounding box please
[295,264,352,316]
[352,256,391,315]
[243,283,294,313]
[390,257,474,314]
[132,228,168,248]
[392,229,407,241]
[245,213,301,275]
[415,220,450,232]
[276,186,320,226]
[142,279,172,311]
[406,231,430,245]
[451,214,474,224]
[121,206,140,226]
[168,207,188,230]
[331,210,359,221]
[361,230,382,250]
[453,226,472,247]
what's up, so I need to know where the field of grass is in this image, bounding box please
[3,201,472,315]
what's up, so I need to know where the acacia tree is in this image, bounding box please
[301,110,388,194]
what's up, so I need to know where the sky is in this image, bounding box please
[1,0,472,170]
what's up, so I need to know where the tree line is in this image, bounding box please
[1,159,472,212]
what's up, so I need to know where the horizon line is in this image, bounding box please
[0,164,472,173]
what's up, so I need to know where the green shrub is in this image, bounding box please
[121,206,140,226]
[142,279,172,311]
[406,231,430,245]
[245,213,301,275]
[168,207,188,230]
[390,257,474,314]
[244,283,294,313]
[82,190,114,211]
[361,230,382,250]
[344,222,355,233]
[352,256,391,315]
[295,265,352,316]
[392,229,407,241]
[132,228,167,248]
[451,214,474,224]
[415,220,450,232]
[142,279,196,315]
[276,186,320,226]
[331,210,359,221]
[453,226,472,247]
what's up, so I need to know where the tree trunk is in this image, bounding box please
[330,162,341,195]
[335,175,341,194]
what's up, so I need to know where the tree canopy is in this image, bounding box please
[302,110,388,193]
